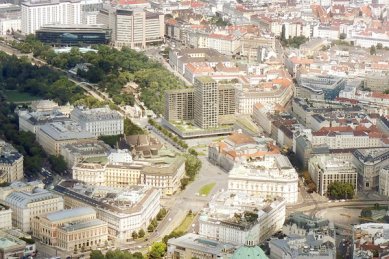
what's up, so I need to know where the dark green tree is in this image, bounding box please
[48,155,67,174]
[370,45,377,55]
[138,229,145,238]
[327,182,354,199]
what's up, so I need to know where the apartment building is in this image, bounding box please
[54,181,160,241]
[379,167,389,196]
[4,188,64,232]
[164,88,194,121]
[164,78,236,125]
[0,141,23,184]
[308,155,357,196]
[364,73,389,92]
[194,77,219,129]
[70,106,124,136]
[32,207,108,252]
[228,155,298,204]
[36,121,96,156]
[168,48,231,75]
[21,0,81,34]
[353,148,389,191]
[0,204,12,230]
[311,129,384,150]
[98,8,164,48]
[236,80,293,114]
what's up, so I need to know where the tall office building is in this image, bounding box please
[97,7,164,48]
[21,0,81,35]
[194,77,219,129]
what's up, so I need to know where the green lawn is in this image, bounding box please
[174,213,196,233]
[3,90,41,103]
[199,182,216,196]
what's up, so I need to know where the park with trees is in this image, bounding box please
[9,36,187,115]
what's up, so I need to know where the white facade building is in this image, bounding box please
[353,148,389,191]
[71,106,124,136]
[312,132,384,150]
[228,155,298,204]
[199,191,286,246]
[0,16,20,35]
[0,204,12,230]
[236,83,293,114]
[4,188,64,232]
[21,0,81,35]
[308,155,357,196]
[55,181,160,241]
[379,167,389,197]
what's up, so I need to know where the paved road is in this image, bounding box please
[118,156,228,252]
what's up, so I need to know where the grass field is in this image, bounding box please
[199,182,216,196]
[3,90,41,103]
[174,213,196,233]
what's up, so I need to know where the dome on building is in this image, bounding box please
[232,245,268,259]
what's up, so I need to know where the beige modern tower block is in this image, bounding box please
[194,77,219,129]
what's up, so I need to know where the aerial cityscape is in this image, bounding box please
[0,0,388,258]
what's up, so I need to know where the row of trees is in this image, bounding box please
[148,119,188,149]
[90,250,143,259]
[131,208,167,240]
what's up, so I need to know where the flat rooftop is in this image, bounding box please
[195,76,216,85]
[168,233,236,256]
[45,207,95,222]
[39,121,95,141]
[60,219,106,232]
[54,180,159,215]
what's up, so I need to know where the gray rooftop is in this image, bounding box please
[168,233,236,256]
[0,140,22,165]
[39,121,95,141]
[59,218,106,232]
[45,207,95,222]
[71,106,123,122]
[5,188,61,208]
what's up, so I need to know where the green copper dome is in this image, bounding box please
[232,245,268,259]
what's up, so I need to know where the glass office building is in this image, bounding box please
[36,24,111,46]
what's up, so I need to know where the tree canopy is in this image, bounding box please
[90,250,144,259]
[327,181,354,199]
[0,52,84,105]
[148,242,167,259]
